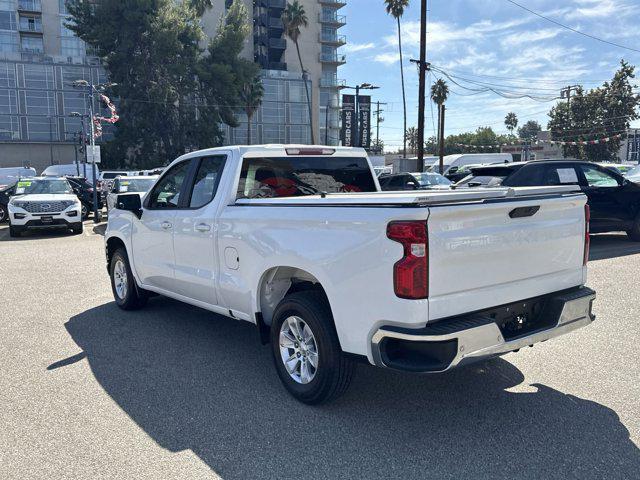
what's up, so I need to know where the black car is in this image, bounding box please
[0,183,16,222]
[379,173,422,191]
[66,176,103,219]
[456,160,640,240]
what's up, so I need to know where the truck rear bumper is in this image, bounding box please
[371,287,596,373]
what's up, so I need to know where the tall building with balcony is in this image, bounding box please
[203,0,347,146]
[0,1,348,172]
[0,0,109,172]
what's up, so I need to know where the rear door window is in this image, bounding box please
[237,156,376,199]
[544,166,580,185]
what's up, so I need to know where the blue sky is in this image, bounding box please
[339,0,640,150]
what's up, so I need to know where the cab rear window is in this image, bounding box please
[237,157,376,199]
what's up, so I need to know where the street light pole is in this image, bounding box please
[342,83,379,148]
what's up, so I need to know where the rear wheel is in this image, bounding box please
[270,291,354,404]
[0,204,7,223]
[81,203,89,220]
[71,223,83,235]
[626,215,640,242]
[110,248,148,310]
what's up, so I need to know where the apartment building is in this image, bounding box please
[0,0,347,172]
[203,0,346,146]
[0,0,110,172]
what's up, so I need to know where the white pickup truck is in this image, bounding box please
[105,145,596,404]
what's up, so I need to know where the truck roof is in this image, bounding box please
[177,145,369,161]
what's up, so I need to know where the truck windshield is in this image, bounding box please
[237,156,377,199]
[15,179,72,195]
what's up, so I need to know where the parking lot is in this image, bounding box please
[0,222,638,479]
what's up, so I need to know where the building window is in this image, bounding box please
[62,66,90,88]
[0,31,18,52]
[25,90,56,115]
[0,87,17,114]
[0,10,16,31]
[27,116,57,141]
[61,37,86,57]
[261,102,284,124]
[20,35,43,53]
[288,81,307,103]
[263,124,284,143]
[288,103,309,124]
[59,0,68,15]
[0,114,19,140]
[23,63,53,89]
[63,91,88,115]
[287,125,310,144]
[0,61,16,87]
[262,78,286,102]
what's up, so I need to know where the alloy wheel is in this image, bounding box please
[279,316,319,384]
[113,259,128,300]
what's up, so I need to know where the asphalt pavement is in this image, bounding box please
[0,222,638,479]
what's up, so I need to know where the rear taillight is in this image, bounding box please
[387,221,428,299]
[584,204,590,266]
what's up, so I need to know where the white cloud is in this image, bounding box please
[343,42,376,53]
[564,0,626,20]
[373,52,399,65]
[502,28,562,46]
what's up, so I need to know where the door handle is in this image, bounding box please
[195,223,212,233]
[161,221,172,230]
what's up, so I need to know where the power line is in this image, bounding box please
[505,0,640,54]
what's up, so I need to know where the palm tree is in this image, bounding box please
[384,0,409,157]
[430,79,449,173]
[283,1,315,144]
[405,126,418,154]
[505,112,518,136]
[240,74,264,144]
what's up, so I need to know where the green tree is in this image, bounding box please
[371,138,384,154]
[431,78,449,172]
[518,120,542,141]
[548,60,639,161]
[283,1,315,144]
[384,0,409,157]
[405,126,418,154]
[504,112,518,135]
[188,0,213,17]
[240,73,264,144]
[66,0,256,168]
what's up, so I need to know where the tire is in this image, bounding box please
[71,223,83,235]
[9,225,22,238]
[81,203,89,220]
[110,247,149,310]
[626,216,640,241]
[270,291,355,405]
[0,204,7,223]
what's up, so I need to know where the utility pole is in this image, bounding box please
[416,0,427,172]
[438,105,445,172]
[561,85,580,104]
[374,101,387,152]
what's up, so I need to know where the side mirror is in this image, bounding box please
[117,193,143,219]
[448,166,459,174]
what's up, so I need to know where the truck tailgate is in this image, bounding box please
[427,192,587,321]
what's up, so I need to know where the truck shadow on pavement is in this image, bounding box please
[58,298,639,479]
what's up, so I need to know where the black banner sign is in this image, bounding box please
[358,95,371,149]
[341,94,355,147]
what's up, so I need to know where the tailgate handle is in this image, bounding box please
[509,206,540,218]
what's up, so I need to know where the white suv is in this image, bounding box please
[8,177,83,237]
